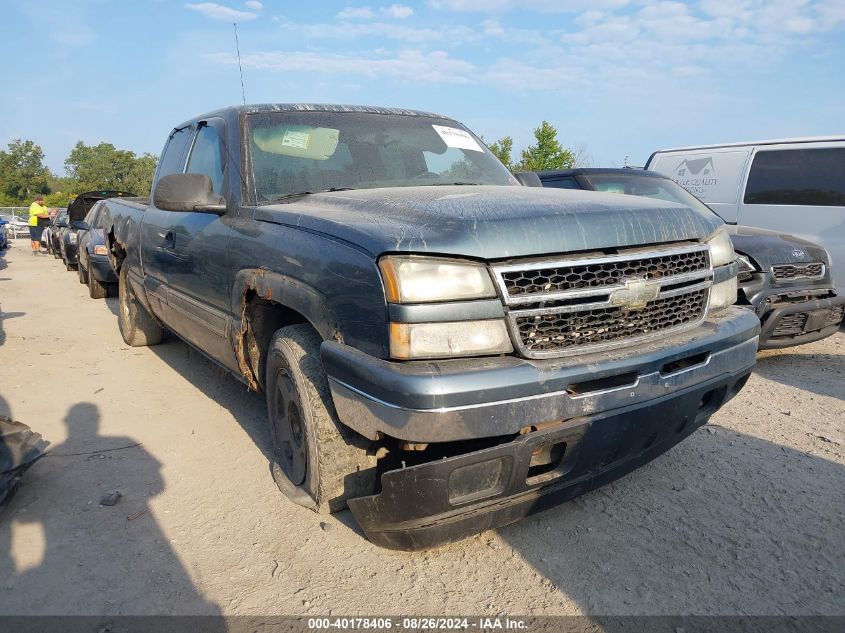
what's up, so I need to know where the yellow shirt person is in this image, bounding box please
[28,199,49,226]
[27,196,50,254]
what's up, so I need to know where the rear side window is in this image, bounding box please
[156,127,193,179]
[186,123,225,195]
[744,148,845,206]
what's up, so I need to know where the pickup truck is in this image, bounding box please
[100,104,759,550]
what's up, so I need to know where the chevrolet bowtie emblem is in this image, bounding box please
[609,278,661,310]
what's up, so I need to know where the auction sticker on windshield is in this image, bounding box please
[282,130,310,149]
[432,125,483,152]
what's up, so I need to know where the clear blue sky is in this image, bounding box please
[2,0,844,174]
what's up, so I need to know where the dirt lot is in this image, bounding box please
[0,242,843,616]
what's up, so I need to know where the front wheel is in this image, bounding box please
[118,266,163,346]
[88,267,108,299]
[266,324,377,513]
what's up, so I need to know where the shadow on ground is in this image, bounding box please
[753,350,845,401]
[0,400,223,619]
[497,423,844,615]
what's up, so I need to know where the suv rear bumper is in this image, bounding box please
[347,366,751,550]
[322,307,760,443]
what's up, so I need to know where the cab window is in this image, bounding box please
[186,123,226,195]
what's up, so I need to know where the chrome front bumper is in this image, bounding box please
[322,307,760,443]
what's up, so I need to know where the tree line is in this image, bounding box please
[0,139,157,208]
[0,120,580,208]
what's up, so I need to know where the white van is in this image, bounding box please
[646,137,845,288]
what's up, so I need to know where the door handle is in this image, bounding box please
[163,231,175,249]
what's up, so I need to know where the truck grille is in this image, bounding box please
[772,262,824,281]
[500,249,709,298]
[493,243,713,359]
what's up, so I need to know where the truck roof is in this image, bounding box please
[177,103,450,129]
[650,135,845,154]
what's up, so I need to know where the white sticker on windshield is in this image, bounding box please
[432,125,483,152]
[282,130,310,149]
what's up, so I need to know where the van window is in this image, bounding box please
[744,148,845,206]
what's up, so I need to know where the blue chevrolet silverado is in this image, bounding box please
[100,104,759,549]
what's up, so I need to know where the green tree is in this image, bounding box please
[516,121,575,172]
[65,142,135,192]
[487,136,514,171]
[125,152,158,195]
[0,139,52,201]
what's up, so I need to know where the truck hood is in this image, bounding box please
[725,224,831,270]
[255,186,721,260]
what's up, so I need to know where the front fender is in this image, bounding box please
[231,268,340,343]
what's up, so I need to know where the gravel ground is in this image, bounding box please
[0,243,843,616]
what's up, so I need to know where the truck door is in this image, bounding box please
[142,119,239,371]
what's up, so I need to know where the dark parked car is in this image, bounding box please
[46,209,68,257]
[0,217,8,250]
[531,168,845,349]
[61,191,134,270]
[76,200,118,298]
[99,104,758,549]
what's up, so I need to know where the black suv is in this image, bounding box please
[530,168,844,349]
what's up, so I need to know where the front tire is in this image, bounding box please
[118,266,163,346]
[266,324,377,513]
[88,267,108,299]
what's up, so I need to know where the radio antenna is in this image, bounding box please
[233,22,247,105]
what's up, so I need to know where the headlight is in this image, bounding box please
[708,277,738,312]
[94,245,108,255]
[706,228,735,267]
[379,256,496,303]
[389,320,512,359]
[736,253,756,281]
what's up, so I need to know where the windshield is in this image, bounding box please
[585,172,723,220]
[247,111,517,204]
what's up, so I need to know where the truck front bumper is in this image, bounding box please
[347,366,752,550]
[322,308,759,443]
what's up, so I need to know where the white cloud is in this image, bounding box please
[383,4,414,18]
[278,19,479,44]
[244,0,263,9]
[337,6,376,20]
[185,2,259,21]
[428,0,628,12]
[207,49,477,84]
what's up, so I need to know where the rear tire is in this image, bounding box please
[266,324,377,513]
[88,267,108,299]
[78,262,88,285]
[118,266,163,346]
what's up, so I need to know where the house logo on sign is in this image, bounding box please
[675,157,715,177]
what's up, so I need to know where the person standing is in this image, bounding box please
[28,196,50,255]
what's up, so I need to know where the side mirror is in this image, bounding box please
[72,220,89,231]
[153,173,226,214]
[514,172,543,187]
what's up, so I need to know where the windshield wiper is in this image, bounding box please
[260,187,357,204]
